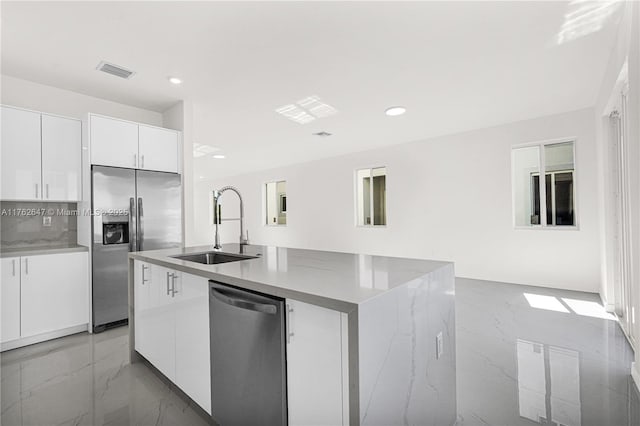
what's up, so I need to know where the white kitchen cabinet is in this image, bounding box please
[20,252,89,338]
[134,263,178,381]
[41,114,82,201]
[1,257,21,343]
[90,115,139,169]
[138,125,179,173]
[1,106,42,200]
[286,299,349,426]
[134,261,152,358]
[134,262,211,414]
[174,273,211,414]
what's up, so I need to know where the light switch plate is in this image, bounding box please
[436,331,444,359]
[42,216,52,227]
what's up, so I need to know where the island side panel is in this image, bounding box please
[357,263,456,426]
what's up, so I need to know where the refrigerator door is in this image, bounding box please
[135,170,182,251]
[92,166,136,330]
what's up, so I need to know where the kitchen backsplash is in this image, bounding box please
[1,201,78,249]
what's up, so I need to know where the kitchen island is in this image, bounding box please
[128,244,456,426]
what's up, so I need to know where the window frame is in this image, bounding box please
[511,137,579,231]
[264,179,287,227]
[354,166,388,228]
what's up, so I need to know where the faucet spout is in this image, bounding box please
[212,186,249,250]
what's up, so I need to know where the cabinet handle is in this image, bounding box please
[46,184,49,199]
[24,258,29,275]
[141,264,149,284]
[35,183,39,198]
[141,155,145,168]
[166,272,172,295]
[286,304,294,344]
[171,273,179,297]
[12,259,15,276]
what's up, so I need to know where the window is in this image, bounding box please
[356,167,386,226]
[512,140,576,227]
[265,181,286,225]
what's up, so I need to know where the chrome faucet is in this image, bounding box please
[212,186,249,250]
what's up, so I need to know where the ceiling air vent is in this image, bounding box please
[96,61,135,79]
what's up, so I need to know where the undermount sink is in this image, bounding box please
[171,251,258,265]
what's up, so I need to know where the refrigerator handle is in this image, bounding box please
[129,197,136,252]
[137,197,144,251]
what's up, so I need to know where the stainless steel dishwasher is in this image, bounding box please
[209,281,287,426]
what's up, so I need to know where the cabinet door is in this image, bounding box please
[141,264,176,381]
[20,252,89,337]
[138,125,179,173]
[1,106,42,200]
[1,257,21,343]
[133,261,152,358]
[286,299,348,426]
[174,273,211,414]
[42,114,81,201]
[90,115,139,168]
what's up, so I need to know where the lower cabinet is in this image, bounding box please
[134,261,211,414]
[286,299,349,426]
[1,251,89,347]
[133,263,349,423]
[1,257,21,342]
[21,252,88,337]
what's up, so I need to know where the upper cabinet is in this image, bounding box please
[1,106,42,200]
[90,115,180,173]
[1,106,81,201]
[139,125,179,173]
[90,115,139,169]
[42,114,81,201]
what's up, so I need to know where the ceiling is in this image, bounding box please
[1,1,623,179]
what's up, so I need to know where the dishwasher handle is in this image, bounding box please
[210,287,277,315]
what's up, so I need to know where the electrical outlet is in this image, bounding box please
[436,331,444,359]
[42,216,52,227]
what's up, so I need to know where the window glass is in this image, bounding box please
[265,181,286,225]
[512,141,575,228]
[544,142,575,226]
[512,146,541,226]
[356,167,386,226]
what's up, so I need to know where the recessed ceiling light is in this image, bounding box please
[385,106,406,116]
[212,154,226,159]
[168,77,182,85]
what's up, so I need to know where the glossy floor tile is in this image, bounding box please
[0,327,210,426]
[456,278,638,426]
[1,278,638,426]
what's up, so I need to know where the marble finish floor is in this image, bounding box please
[1,278,638,426]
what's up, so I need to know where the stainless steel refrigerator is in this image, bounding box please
[91,165,182,332]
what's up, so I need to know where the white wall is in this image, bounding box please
[193,108,600,292]
[1,75,162,125]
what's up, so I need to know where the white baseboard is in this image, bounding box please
[1,324,89,352]
[632,362,640,392]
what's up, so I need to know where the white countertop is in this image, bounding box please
[0,244,89,258]
[129,244,452,312]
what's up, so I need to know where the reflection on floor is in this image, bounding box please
[456,278,639,426]
[1,278,638,426]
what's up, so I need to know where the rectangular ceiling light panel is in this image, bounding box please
[276,95,338,124]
